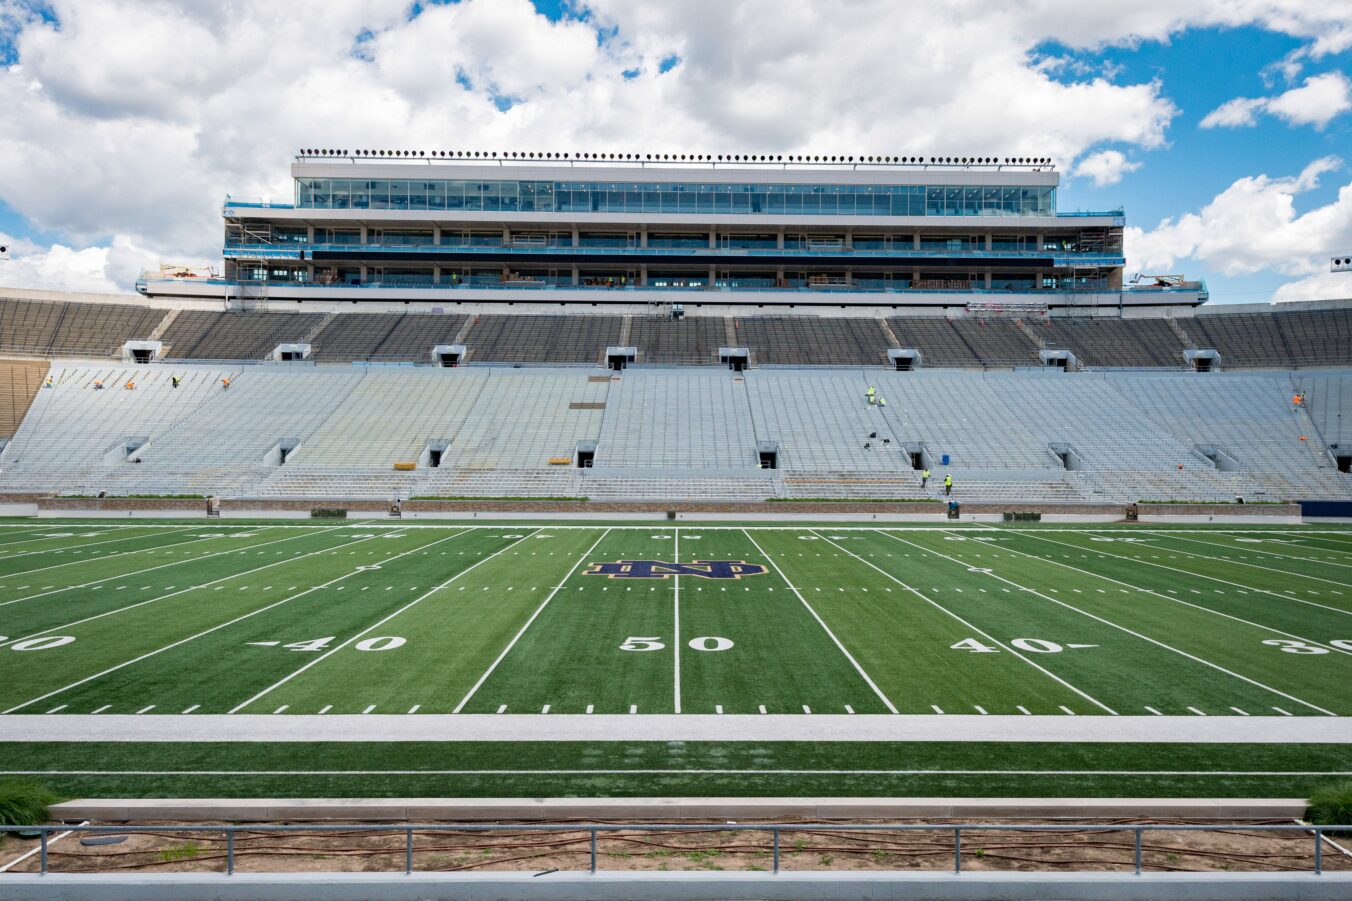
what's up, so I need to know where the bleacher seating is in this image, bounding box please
[948,318,1042,366]
[1034,317,1186,367]
[464,314,623,363]
[887,317,983,367]
[0,298,68,353]
[1185,313,1293,368]
[308,313,405,361]
[630,316,727,365]
[162,311,325,359]
[733,317,890,365]
[4,361,1347,503]
[0,359,48,439]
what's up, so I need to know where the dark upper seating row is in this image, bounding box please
[3,295,1350,368]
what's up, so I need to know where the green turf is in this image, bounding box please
[1,740,1346,798]
[0,520,1348,718]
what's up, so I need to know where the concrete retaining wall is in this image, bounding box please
[2,871,1347,901]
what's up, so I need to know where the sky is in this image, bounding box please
[0,0,1350,304]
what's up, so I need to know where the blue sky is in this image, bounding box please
[0,0,1349,302]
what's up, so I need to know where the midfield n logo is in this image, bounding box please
[584,560,769,580]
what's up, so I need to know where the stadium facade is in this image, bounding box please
[136,151,1206,311]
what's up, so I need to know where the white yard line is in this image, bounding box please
[673,527,681,715]
[0,527,209,581]
[885,531,1340,717]
[0,529,356,643]
[949,529,1352,658]
[0,820,87,873]
[1026,532,1351,618]
[226,528,503,713]
[0,528,190,562]
[1151,534,1352,587]
[1175,533,1352,571]
[812,530,1115,715]
[744,529,898,714]
[452,529,608,714]
[0,531,469,715]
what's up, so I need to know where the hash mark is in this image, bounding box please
[1272,707,1293,716]
[45,705,67,714]
[1230,707,1249,716]
[931,705,944,714]
[182,705,199,714]
[1059,706,1076,715]
[362,705,376,714]
[1016,706,1031,716]
[1145,706,1163,716]
[1187,706,1207,716]
[758,705,767,715]
[273,705,288,714]
[91,705,110,714]
[496,704,507,714]
[318,705,332,715]
[844,705,855,714]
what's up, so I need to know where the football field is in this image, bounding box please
[0,519,1349,720]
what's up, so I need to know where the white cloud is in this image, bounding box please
[0,0,1349,291]
[1125,157,1352,299]
[1201,72,1352,130]
[1072,149,1142,186]
[1272,270,1352,302]
[1199,96,1268,128]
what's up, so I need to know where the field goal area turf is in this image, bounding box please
[0,519,1347,721]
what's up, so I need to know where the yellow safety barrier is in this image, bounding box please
[393,462,417,471]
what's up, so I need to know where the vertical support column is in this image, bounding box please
[709,265,716,287]
[40,830,47,875]
[640,265,648,287]
[433,265,441,286]
[776,230,784,249]
[1134,828,1142,875]
[405,828,414,874]
[984,272,991,289]
[953,827,961,873]
[306,224,315,243]
[571,266,579,286]
[709,228,717,248]
[227,829,235,875]
[639,227,648,248]
[360,225,369,243]
[913,233,920,250]
[590,829,598,873]
[772,829,780,873]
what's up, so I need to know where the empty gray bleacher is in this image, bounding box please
[1035,317,1186,367]
[0,298,68,353]
[887,318,983,366]
[371,313,468,358]
[1275,308,1352,368]
[464,314,623,364]
[4,362,1350,502]
[733,317,890,365]
[162,311,325,360]
[1187,313,1293,368]
[948,318,1041,366]
[630,316,727,365]
[48,303,164,356]
[309,313,405,361]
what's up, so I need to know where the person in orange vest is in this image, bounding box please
[124,380,135,390]
[222,377,231,390]
[93,379,104,390]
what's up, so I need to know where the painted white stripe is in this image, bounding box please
[1017,706,1031,716]
[1188,707,1208,716]
[1145,706,1163,716]
[0,820,88,873]
[541,705,550,715]
[181,705,199,714]
[0,529,366,647]
[452,529,606,714]
[894,531,1339,717]
[5,767,1344,777]
[983,531,1352,657]
[673,527,681,715]
[827,531,1115,715]
[3,531,470,715]
[745,529,898,714]
[408,705,420,714]
[317,705,332,715]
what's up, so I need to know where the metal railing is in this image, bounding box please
[1,822,1346,877]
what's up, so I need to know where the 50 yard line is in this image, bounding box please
[674,527,681,715]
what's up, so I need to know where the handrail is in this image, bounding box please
[0,822,1345,877]
[137,277,1196,297]
[221,240,1126,263]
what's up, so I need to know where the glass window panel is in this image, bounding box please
[367,180,390,210]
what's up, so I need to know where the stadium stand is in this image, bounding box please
[1034,317,1187,367]
[3,362,1347,503]
[0,359,48,439]
[0,298,67,354]
[596,372,757,469]
[947,318,1042,366]
[886,317,983,366]
[1272,308,1352,368]
[629,316,727,365]
[307,313,405,361]
[1185,312,1293,368]
[368,313,469,359]
[162,311,325,360]
[464,314,623,363]
[732,316,891,365]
